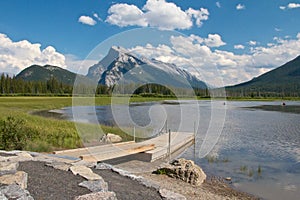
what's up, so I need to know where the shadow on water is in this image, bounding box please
[244,105,300,114]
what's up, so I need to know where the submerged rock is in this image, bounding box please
[155,158,206,186]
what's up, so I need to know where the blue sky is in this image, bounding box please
[0,0,300,85]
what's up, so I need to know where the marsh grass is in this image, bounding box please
[205,155,230,164]
[239,165,262,178]
[0,96,167,152]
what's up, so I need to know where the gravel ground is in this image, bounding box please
[18,161,90,200]
[16,160,258,200]
[17,161,162,200]
[93,169,162,200]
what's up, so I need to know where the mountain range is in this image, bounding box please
[14,46,300,96]
[16,46,207,89]
[226,55,300,96]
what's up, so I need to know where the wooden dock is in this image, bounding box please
[54,132,194,162]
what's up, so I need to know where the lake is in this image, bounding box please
[57,100,300,200]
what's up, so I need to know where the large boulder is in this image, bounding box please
[156,158,206,186]
[100,133,122,143]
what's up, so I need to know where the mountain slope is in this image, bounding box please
[16,65,78,85]
[87,46,207,89]
[226,55,300,95]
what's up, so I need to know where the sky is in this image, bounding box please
[0,0,300,86]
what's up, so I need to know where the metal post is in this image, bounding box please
[193,121,196,162]
[133,126,136,142]
[168,129,171,162]
[165,120,168,133]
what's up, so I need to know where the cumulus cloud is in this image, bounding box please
[93,13,102,21]
[65,54,98,75]
[130,33,300,86]
[186,8,209,27]
[106,3,147,27]
[78,15,97,26]
[106,0,209,30]
[0,33,66,74]
[203,34,226,47]
[236,4,245,10]
[248,40,257,46]
[234,45,245,49]
[287,3,300,9]
[280,3,300,10]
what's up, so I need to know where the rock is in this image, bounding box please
[74,191,117,200]
[95,163,113,170]
[159,188,186,200]
[8,152,33,162]
[79,180,108,192]
[0,171,28,189]
[0,162,19,175]
[0,184,33,200]
[156,158,206,186]
[72,160,96,168]
[100,133,122,143]
[46,162,71,171]
[70,165,102,181]
[0,190,8,200]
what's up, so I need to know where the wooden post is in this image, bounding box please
[133,126,136,142]
[194,121,196,162]
[165,120,168,133]
[168,129,171,162]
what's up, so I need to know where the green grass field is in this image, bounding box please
[0,96,170,152]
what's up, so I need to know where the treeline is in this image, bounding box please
[225,85,300,98]
[0,73,210,97]
[0,74,73,95]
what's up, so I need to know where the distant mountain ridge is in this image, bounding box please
[87,46,207,89]
[226,55,300,96]
[16,65,89,85]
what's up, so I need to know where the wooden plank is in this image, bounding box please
[80,144,155,162]
[53,141,136,158]
[53,132,194,163]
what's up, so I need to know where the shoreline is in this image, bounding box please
[0,150,259,199]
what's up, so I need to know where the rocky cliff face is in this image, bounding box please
[87,46,207,89]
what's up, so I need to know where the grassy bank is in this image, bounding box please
[0,96,169,152]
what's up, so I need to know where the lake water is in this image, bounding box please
[58,100,300,200]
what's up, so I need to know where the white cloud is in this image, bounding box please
[106,0,209,30]
[280,3,300,10]
[216,2,221,8]
[65,54,98,75]
[106,3,147,27]
[236,4,245,10]
[248,40,257,46]
[93,13,102,21]
[287,3,300,9]
[130,33,300,86]
[186,8,209,27]
[275,28,282,32]
[279,6,286,10]
[143,0,192,30]
[234,45,245,49]
[0,33,66,74]
[78,15,97,26]
[203,34,226,47]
